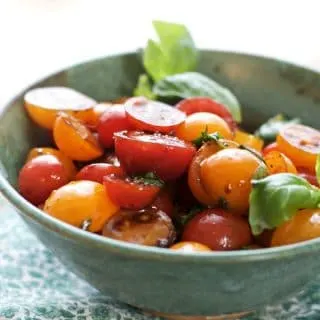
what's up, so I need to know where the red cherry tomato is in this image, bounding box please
[103,174,161,210]
[262,142,279,156]
[75,163,125,184]
[176,97,237,131]
[150,189,174,218]
[124,97,186,133]
[182,209,252,250]
[18,155,69,205]
[97,104,131,148]
[297,167,319,186]
[114,131,196,181]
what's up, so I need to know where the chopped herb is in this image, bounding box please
[133,172,165,188]
[192,127,222,148]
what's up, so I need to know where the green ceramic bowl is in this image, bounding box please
[1,50,320,319]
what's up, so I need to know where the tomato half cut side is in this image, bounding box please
[103,174,161,210]
[124,97,186,133]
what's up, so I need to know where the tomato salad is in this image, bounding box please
[18,21,320,253]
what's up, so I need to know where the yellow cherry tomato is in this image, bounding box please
[234,129,264,152]
[170,241,211,252]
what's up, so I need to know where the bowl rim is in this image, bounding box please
[1,49,320,263]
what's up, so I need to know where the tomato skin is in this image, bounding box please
[297,167,319,186]
[97,105,132,148]
[182,209,252,250]
[262,142,279,156]
[170,241,211,252]
[271,209,320,247]
[75,163,124,184]
[114,131,196,181]
[18,155,69,205]
[103,174,161,210]
[150,189,174,218]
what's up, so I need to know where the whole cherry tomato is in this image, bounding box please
[271,209,320,247]
[176,97,237,131]
[182,209,252,250]
[44,180,118,232]
[19,155,69,205]
[102,208,176,247]
[262,142,279,156]
[114,131,196,181]
[264,151,297,175]
[170,241,211,252]
[297,167,319,186]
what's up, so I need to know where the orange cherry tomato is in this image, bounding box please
[262,142,279,156]
[170,241,211,252]
[264,151,297,175]
[277,124,320,172]
[44,180,119,232]
[26,147,77,180]
[24,87,96,130]
[271,209,320,247]
[188,140,239,205]
[53,112,103,161]
[175,112,233,142]
[200,148,261,215]
[234,130,264,152]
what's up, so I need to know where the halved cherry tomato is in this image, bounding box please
[170,241,211,252]
[176,97,237,131]
[24,87,96,130]
[124,97,186,134]
[297,167,319,186]
[102,208,176,247]
[200,148,261,215]
[182,209,252,250]
[19,155,69,205]
[271,208,320,247]
[114,131,196,181]
[75,163,124,184]
[188,140,239,206]
[150,189,174,218]
[26,147,77,180]
[103,174,161,210]
[97,104,131,148]
[264,151,297,175]
[234,130,264,152]
[44,180,118,232]
[53,112,103,161]
[277,124,320,172]
[262,142,279,156]
[175,112,233,142]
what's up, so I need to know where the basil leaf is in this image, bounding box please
[249,173,320,235]
[255,114,300,143]
[316,154,320,185]
[153,72,242,122]
[143,20,198,81]
[133,74,156,99]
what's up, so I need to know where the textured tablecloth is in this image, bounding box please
[0,196,320,320]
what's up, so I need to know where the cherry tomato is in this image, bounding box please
[114,131,196,181]
[103,174,161,210]
[271,209,320,247]
[170,241,211,252]
[176,97,237,131]
[102,208,176,247]
[75,163,124,184]
[254,230,274,247]
[24,87,96,130]
[262,142,279,156]
[277,124,320,172]
[200,148,261,215]
[44,180,118,232]
[176,112,233,142]
[97,104,131,148]
[150,189,175,218]
[26,147,77,180]
[124,97,186,133]
[53,112,103,161]
[19,155,69,205]
[264,151,297,175]
[234,130,264,152]
[297,167,319,186]
[182,209,252,250]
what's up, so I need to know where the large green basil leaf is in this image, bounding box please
[153,72,242,122]
[143,20,198,81]
[133,74,156,99]
[249,173,320,235]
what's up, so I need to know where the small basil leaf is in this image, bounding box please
[255,114,301,143]
[316,154,320,185]
[249,173,320,235]
[153,72,242,122]
[133,74,156,99]
[143,21,198,81]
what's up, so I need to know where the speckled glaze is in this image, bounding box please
[1,51,320,317]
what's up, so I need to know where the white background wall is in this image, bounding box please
[0,0,320,106]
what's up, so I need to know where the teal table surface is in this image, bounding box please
[1,196,319,320]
